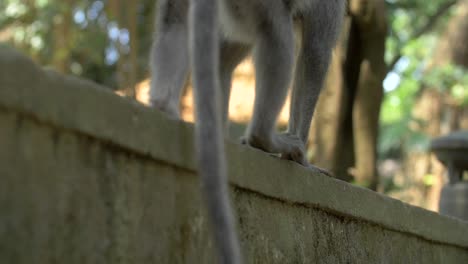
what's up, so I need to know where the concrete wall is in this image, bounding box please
[1,45,468,263]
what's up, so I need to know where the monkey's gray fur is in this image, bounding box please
[150,0,345,263]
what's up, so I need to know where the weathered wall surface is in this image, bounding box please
[1,45,468,263]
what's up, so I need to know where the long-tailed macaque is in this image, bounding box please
[150,1,345,263]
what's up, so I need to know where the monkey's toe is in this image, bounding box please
[276,133,308,165]
[150,100,181,120]
[242,132,310,166]
[239,136,248,145]
[307,164,333,177]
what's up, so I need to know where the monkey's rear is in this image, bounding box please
[150,0,345,263]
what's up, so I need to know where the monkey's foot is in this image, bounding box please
[305,164,333,177]
[241,134,333,177]
[241,132,308,166]
[149,99,180,120]
[239,136,248,145]
[275,133,308,165]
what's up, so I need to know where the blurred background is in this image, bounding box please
[1,0,467,211]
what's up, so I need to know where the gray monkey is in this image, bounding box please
[150,0,345,263]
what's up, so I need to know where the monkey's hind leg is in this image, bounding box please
[150,0,189,119]
[219,41,250,132]
[286,1,345,174]
[244,11,308,165]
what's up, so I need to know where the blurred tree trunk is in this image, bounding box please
[350,0,387,190]
[52,0,74,73]
[108,0,139,97]
[311,0,387,191]
[127,0,139,98]
[432,0,468,68]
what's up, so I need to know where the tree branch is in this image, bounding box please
[386,0,459,74]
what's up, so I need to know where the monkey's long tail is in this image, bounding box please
[189,1,243,264]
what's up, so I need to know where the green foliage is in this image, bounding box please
[1,1,101,76]
[379,115,430,157]
[380,0,465,158]
[424,64,468,105]
[0,0,154,88]
[385,0,451,63]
